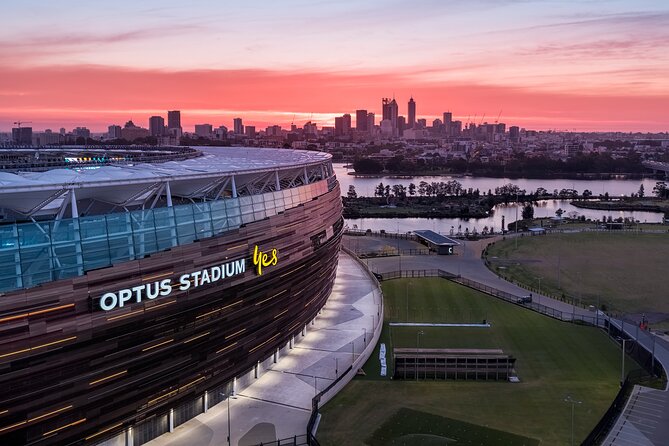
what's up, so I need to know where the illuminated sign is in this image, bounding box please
[252,245,278,275]
[99,259,246,311]
[98,245,280,311]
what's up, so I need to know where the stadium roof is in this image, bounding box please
[0,147,332,218]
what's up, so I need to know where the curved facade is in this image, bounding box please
[0,148,343,445]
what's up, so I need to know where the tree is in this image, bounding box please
[653,182,668,198]
[582,189,592,199]
[555,208,564,218]
[374,182,385,197]
[347,185,357,199]
[353,158,383,174]
[638,184,645,198]
[417,181,428,197]
[522,204,534,220]
[408,183,416,196]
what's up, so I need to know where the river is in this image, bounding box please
[335,164,665,233]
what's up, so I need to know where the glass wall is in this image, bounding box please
[0,180,330,293]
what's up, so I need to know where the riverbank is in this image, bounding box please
[571,198,669,215]
[342,197,492,219]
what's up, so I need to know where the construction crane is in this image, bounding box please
[479,113,485,125]
[13,120,32,128]
[495,109,503,124]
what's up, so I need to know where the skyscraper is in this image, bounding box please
[233,118,244,135]
[382,98,398,132]
[355,109,368,132]
[167,110,181,130]
[367,113,375,133]
[443,112,452,136]
[334,117,344,136]
[408,97,416,129]
[342,114,351,135]
[149,116,165,136]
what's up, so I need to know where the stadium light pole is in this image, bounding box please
[564,396,582,446]
[618,337,627,386]
[406,281,411,322]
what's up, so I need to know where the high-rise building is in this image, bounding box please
[108,125,122,139]
[149,116,165,137]
[334,117,344,137]
[417,118,427,129]
[367,113,375,132]
[509,126,520,142]
[12,127,32,145]
[342,114,351,136]
[408,97,416,129]
[355,109,368,132]
[73,127,91,139]
[443,112,452,125]
[194,124,213,138]
[167,110,181,130]
[397,116,406,136]
[382,98,398,131]
[245,125,256,138]
[59,128,66,135]
[233,118,244,135]
[451,121,462,136]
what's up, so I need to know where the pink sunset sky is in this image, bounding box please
[1,0,668,132]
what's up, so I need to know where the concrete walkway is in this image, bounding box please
[146,250,381,446]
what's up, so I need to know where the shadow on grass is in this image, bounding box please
[367,408,539,446]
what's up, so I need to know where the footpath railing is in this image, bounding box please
[252,434,310,446]
[306,365,354,446]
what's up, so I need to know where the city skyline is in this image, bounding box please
[1,0,668,132]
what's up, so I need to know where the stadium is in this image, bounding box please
[0,147,343,445]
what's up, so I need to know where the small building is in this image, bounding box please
[413,230,459,255]
[393,348,517,380]
[528,227,546,236]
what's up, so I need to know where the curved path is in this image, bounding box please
[146,251,381,446]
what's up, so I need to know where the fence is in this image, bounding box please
[251,434,310,446]
[376,269,604,327]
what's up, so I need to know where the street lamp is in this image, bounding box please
[536,276,542,305]
[564,395,582,446]
[220,392,236,446]
[617,337,627,386]
[416,330,424,380]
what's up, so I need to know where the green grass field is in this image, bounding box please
[485,232,669,326]
[317,278,637,446]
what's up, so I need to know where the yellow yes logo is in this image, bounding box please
[253,245,278,275]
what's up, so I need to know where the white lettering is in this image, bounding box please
[211,266,221,282]
[160,279,172,296]
[118,289,132,308]
[99,257,249,311]
[201,269,210,285]
[191,271,202,287]
[100,292,118,311]
[146,281,160,299]
[132,285,145,303]
[235,259,246,275]
[179,274,191,291]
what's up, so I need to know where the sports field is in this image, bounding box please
[485,231,669,326]
[317,278,637,446]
